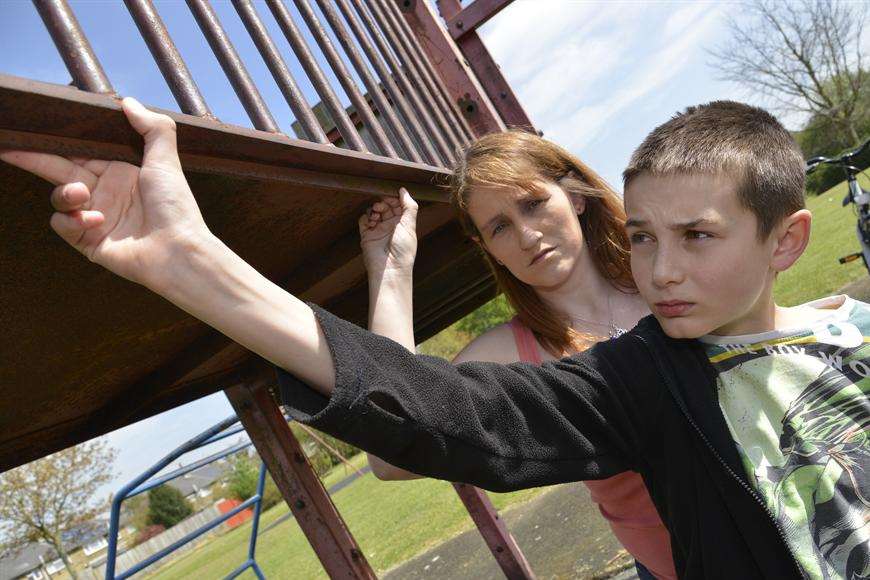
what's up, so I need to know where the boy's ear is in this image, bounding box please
[771,209,812,272]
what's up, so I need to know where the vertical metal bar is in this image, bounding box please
[292,0,396,158]
[231,0,329,143]
[315,0,423,163]
[32,0,115,94]
[396,0,506,137]
[264,0,368,152]
[123,0,212,117]
[452,483,536,579]
[186,0,279,133]
[335,0,440,165]
[248,462,268,561]
[346,0,448,166]
[364,0,457,163]
[225,380,377,579]
[383,0,472,145]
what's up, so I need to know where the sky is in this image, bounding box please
[0,0,825,501]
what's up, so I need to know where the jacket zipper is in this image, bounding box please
[635,336,805,578]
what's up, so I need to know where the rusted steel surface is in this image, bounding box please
[373,0,463,158]
[452,483,536,580]
[32,0,114,94]
[349,0,450,166]
[123,0,212,118]
[0,74,500,471]
[316,0,422,163]
[294,0,397,158]
[264,0,368,152]
[437,0,533,130]
[226,378,377,579]
[398,0,505,137]
[385,0,473,144]
[441,0,512,40]
[231,0,329,144]
[186,0,279,133]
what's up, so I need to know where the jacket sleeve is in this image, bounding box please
[277,304,648,491]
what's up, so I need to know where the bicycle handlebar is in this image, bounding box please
[806,137,870,174]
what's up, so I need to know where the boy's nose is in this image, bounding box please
[651,249,685,288]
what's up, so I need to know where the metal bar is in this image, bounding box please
[384,0,473,144]
[225,379,376,579]
[294,0,397,157]
[32,0,114,94]
[346,0,448,166]
[118,494,261,579]
[186,0,279,132]
[452,483,536,579]
[231,0,328,143]
[365,0,457,163]
[395,0,506,136]
[315,0,422,162]
[248,463,269,560]
[437,0,533,130]
[443,0,512,40]
[264,0,368,152]
[123,0,212,117]
[106,415,240,578]
[334,0,438,165]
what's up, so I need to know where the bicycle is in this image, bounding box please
[806,137,870,274]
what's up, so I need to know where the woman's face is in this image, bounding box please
[467,180,587,289]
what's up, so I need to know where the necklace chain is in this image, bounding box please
[567,293,628,338]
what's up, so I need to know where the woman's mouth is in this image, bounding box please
[530,247,556,266]
[655,301,694,317]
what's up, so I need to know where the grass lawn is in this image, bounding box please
[146,453,547,579]
[774,173,870,305]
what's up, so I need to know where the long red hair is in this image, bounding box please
[449,130,635,356]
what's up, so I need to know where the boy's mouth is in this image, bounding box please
[655,300,694,317]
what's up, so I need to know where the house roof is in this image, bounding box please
[167,461,230,497]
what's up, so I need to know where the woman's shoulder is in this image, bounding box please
[452,321,522,365]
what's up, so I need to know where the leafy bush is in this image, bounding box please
[147,485,193,529]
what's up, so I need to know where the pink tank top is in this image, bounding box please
[508,317,676,580]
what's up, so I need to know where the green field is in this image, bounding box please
[146,453,547,579]
[774,173,870,305]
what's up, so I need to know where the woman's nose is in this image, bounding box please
[518,225,543,250]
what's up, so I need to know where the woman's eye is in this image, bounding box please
[526,198,544,211]
[492,223,507,236]
[629,232,651,244]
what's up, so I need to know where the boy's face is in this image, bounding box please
[624,172,779,338]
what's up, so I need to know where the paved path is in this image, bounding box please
[383,482,637,580]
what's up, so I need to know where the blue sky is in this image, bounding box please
[0,0,815,499]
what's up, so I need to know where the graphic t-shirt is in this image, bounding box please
[700,296,869,580]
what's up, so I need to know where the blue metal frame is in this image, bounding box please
[105,415,268,579]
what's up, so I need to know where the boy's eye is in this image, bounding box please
[492,222,507,236]
[686,230,713,240]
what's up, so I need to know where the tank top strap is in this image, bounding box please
[508,316,544,365]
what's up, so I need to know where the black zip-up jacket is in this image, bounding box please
[277,305,804,579]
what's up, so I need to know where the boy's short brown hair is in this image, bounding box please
[623,101,805,237]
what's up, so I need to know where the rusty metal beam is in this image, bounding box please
[441,0,512,40]
[436,0,533,130]
[225,378,376,579]
[395,0,505,137]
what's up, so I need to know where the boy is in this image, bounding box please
[2,100,866,579]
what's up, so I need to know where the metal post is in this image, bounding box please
[186,0,280,133]
[225,379,376,579]
[123,0,212,117]
[265,0,369,152]
[231,0,329,143]
[395,0,505,137]
[32,0,114,94]
[437,0,533,130]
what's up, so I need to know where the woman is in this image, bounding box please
[359,130,674,580]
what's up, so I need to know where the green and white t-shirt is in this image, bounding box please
[700,296,869,580]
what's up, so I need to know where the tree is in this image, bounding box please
[710,0,870,145]
[0,440,117,580]
[146,485,193,529]
[227,453,259,501]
